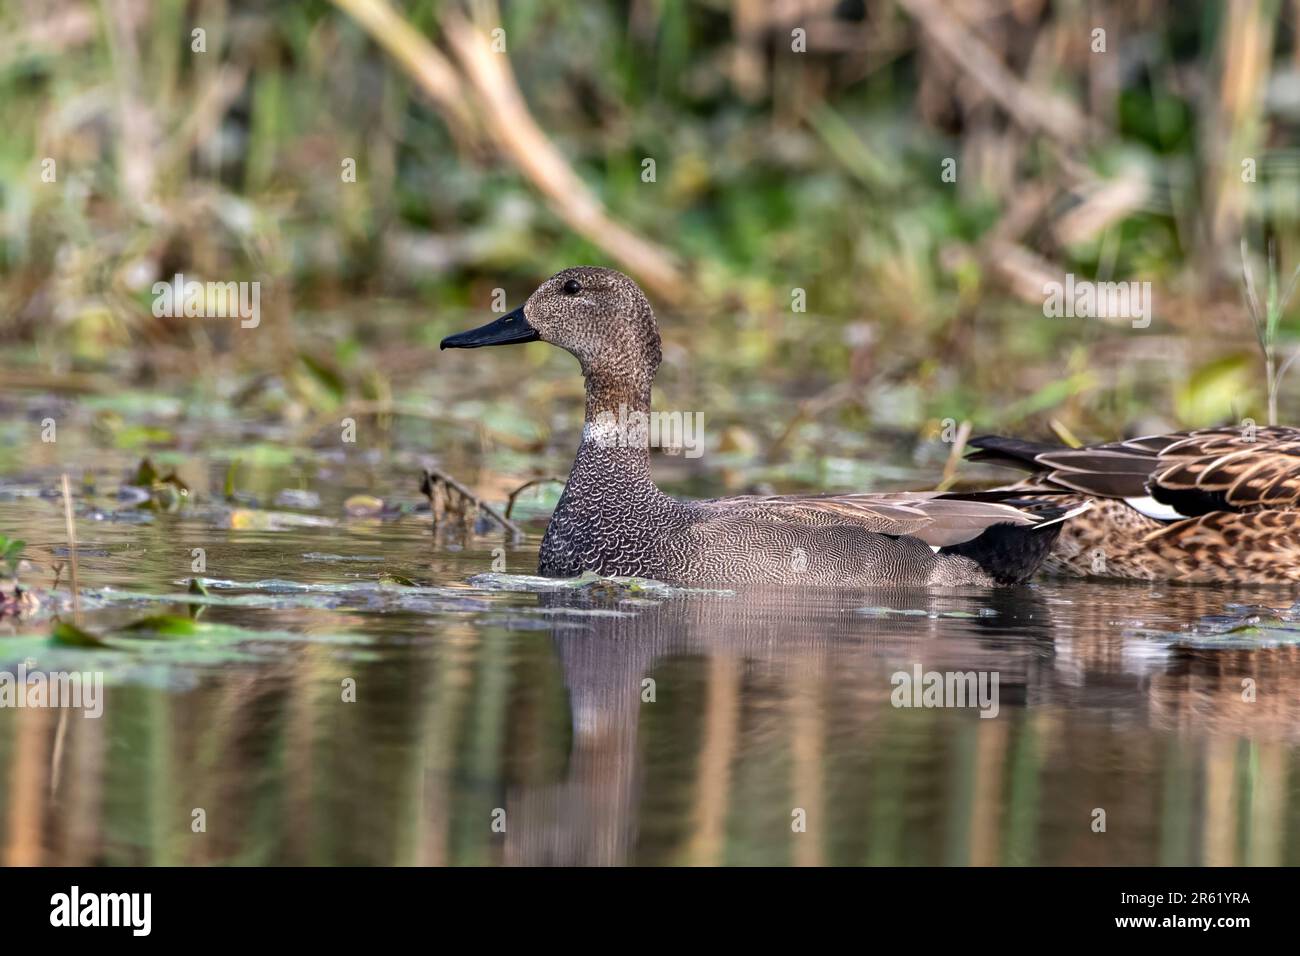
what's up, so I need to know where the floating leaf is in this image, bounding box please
[274,488,321,510]
[119,615,203,638]
[223,509,337,530]
[343,494,384,517]
[465,571,733,596]
[112,425,176,450]
[51,620,112,648]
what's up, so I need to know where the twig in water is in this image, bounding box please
[60,473,81,625]
[421,466,523,538]
[504,477,565,520]
[53,477,78,794]
[50,711,68,795]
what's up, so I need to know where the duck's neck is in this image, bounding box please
[574,368,655,481]
[539,367,670,578]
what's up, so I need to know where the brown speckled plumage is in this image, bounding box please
[444,267,1077,587]
[970,427,1300,583]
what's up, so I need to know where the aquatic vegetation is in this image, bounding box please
[856,606,997,620]
[466,570,735,598]
[0,536,39,618]
[124,458,191,512]
[1240,239,1300,426]
[0,536,25,579]
[1133,601,1300,649]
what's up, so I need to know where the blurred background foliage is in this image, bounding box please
[3,0,1300,489]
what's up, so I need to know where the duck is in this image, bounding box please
[967,428,1300,583]
[441,266,1087,587]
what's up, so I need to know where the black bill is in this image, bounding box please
[439,306,539,350]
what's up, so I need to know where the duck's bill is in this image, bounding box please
[439,306,539,349]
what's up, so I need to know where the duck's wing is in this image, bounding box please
[1139,509,1300,582]
[694,491,1078,547]
[1145,429,1300,511]
[969,427,1300,518]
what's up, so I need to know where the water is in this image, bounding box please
[3,446,1300,866]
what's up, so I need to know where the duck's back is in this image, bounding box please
[538,487,1067,588]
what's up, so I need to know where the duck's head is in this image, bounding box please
[440,266,662,387]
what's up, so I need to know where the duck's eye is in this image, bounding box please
[562,278,582,296]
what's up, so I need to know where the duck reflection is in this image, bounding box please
[503,584,1056,865]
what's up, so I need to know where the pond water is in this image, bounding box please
[2,437,1300,866]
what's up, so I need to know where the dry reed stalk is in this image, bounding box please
[60,473,81,625]
[1207,1,1276,253]
[897,0,1098,147]
[330,0,480,139]
[442,8,686,304]
[330,0,686,303]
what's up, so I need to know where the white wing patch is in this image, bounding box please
[1123,495,1186,521]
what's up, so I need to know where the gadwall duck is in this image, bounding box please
[969,428,1300,582]
[442,266,1086,587]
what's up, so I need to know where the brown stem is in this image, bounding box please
[59,474,81,625]
[421,465,523,537]
[504,477,565,520]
